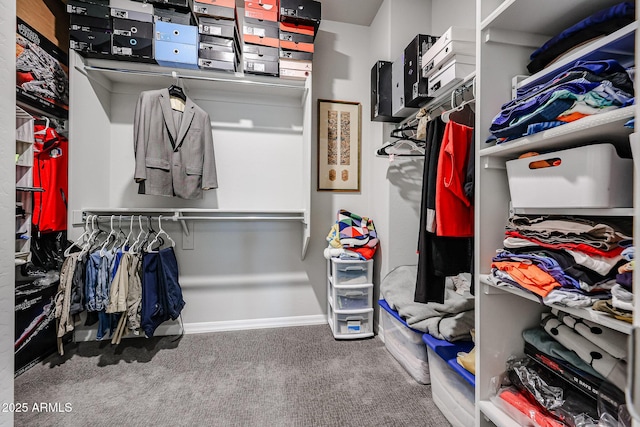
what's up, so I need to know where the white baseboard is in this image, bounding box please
[73,315,328,341]
[184,314,328,334]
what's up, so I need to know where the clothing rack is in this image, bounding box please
[77,208,310,258]
[376,73,477,159]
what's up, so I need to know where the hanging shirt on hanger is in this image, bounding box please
[33,124,68,233]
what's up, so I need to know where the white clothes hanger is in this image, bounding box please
[121,215,135,251]
[33,117,51,135]
[64,215,91,257]
[145,215,176,252]
[99,215,118,257]
[79,215,100,257]
[129,216,145,254]
[441,99,476,123]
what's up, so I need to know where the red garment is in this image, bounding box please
[33,125,68,233]
[435,121,473,237]
[498,387,564,427]
[505,231,624,258]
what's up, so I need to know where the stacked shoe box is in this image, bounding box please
[155,20,199,69]
[68,0,114,57]
[391,34,439,118]
[243,0,280,76]
[421,27,475,99]
[278,0,320,80]
[110,0,155,61]
[68,0,156,62]
[193,0,240,71]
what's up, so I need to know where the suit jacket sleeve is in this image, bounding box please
[133,92,148,183]
[201,112,218,190]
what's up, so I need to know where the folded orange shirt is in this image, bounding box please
[491,261,560,297]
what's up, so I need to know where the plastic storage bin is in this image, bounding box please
[506,143,633,208]
[379,299,430,384]
[423,333,475,427]
[328,305,373,339]
[330,258,373,286]
[329,282,373,310]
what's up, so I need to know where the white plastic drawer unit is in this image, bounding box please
[505,143,633,209]
[330,258,373,286]
[329,305,373,338]
[329,282,373,310]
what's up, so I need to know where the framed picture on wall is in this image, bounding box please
[317,99,361,192]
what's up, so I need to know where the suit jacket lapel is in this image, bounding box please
[175,98,196,148]
[159,89,178,145]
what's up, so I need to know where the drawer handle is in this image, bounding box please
[343,266,365,272]
[528,157,561,170]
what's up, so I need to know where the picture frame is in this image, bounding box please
[317,99,361,192]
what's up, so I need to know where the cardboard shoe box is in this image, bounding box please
[279,58,311,71]
[70,14,112,32]
[427,57,475,98]
[279,68,309,80]
[279,0,320,29]
[279,48,312,61]
[279,30,313,52]
[404,34,438,108]
[200,34,239,56]
[109,0,154,14]
[244,43,279,62]
[192,0,235,20]
[243,17,279,48]
[112,34,153,58]
[244,44,279,76]
[67,0,111,19]
[421,26,475,77]
[244,0,278,22]
[244,58,279,76]
[198,43,238,71]
[422,41,475,79]
[279,21,314,37]
[371,60,402,123]
[155,20,198,43]
[70,29,112,54]
[154,6,195,25]
[155,40,198,68]
[112,17,154,38]
[110,7,154,22]
[198,16,239,39]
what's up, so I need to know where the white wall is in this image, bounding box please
[1,0,16,424]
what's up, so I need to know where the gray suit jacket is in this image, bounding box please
[134,88,218,199]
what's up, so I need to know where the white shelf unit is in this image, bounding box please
[15,106,35,264]
[68,51,312,257]
[65,49,318,337]
[475,1,637,426]
[326,258,374,340]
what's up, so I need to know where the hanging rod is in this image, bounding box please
[81,64,306,91]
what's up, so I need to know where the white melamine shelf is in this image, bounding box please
[480,0,625,34]
[512,207,634,216]
[78,57,308,101]
[479,275,632,335]
[479,401,521,427]
[479,105,634,159]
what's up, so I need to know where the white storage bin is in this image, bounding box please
[427,346,475,427]
[330,258,373,286]
[379,300,430,385]
[506,143,633,208]
[330,282,373,311]
[328,305,373,339]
